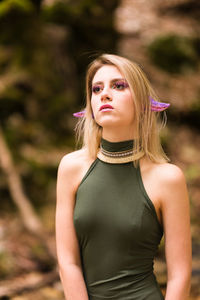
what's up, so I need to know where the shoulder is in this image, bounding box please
[141,156,186,184]
[152,162,188,207]
[57,148,87,182]
[58,148,87,172]
[153,162,186,184]
[57,147,95,189]
[141,158,188,204]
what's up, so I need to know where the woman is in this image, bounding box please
[56,54,191,300]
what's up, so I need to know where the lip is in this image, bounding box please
[99,104,114,111]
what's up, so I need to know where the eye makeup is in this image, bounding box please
[92,78,129,94]
[92,85,102,93]
[112,80,129,90]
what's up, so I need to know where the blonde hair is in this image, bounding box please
[75,54,169,165]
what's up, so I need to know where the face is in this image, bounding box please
[91,65,135,131]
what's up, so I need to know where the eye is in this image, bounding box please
[112,81,129,90]
[92,85,102,93]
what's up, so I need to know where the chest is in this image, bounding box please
[74,160,162,249]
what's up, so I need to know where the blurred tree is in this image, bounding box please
[159,0,200,21]
[0,0,120,208]
[147,34,199,74]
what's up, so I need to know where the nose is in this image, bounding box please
[101,88,112,102]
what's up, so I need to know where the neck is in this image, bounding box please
[102,127,135,142]
[97,136,136,164]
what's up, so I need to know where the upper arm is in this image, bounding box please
[160,164,192,279]
[56,153,82,269]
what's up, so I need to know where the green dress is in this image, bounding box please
[74,138,164,300]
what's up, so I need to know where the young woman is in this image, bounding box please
[56,54,191,300]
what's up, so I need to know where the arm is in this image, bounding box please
[160,165,192,300]
[56,154,89,300]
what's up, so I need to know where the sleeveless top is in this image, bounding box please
[74,138,164,300]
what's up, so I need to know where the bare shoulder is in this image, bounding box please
[151,162,189,208]
[58,148,89,174]
[154,162,185,181]
[141,156,186,184]
[140,157,188,205]
[57,147,94,191]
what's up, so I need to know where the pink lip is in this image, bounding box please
[99,104,114,111]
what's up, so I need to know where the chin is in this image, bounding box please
[96,117,121,128]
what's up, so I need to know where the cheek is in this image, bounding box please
[90,97,98,120]
[126,106,135,123]
[90,97,95,113]
[122,94,134,116]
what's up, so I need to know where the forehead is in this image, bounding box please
[92,65,124,83]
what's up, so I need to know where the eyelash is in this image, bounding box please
[92,81,129,94]
[113,81,129,90]
[92,85,101,93]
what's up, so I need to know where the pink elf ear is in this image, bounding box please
[150,97,170,112]
[73,109,94,119]
[73,110,86,117]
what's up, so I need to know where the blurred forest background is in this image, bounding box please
[0,0,199,299]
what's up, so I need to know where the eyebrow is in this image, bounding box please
[92,78,127,86]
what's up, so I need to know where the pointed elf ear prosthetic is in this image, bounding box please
[149,98,170,112]
[73,98,170,117]
[73,110,86,117]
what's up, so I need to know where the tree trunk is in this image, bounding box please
[0,125,56,258]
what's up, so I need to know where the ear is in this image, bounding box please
[73,109,94,119]
[73,110,86,117]
[150,97,170,112]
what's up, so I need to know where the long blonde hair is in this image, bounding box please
[75,54,169,165]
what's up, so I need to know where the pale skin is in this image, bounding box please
[56,65,192,300]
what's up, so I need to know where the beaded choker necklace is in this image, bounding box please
[97,147,136,164]
[96,138,143,164]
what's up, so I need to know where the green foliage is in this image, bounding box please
[0,0,119,146]
[22,161,57,208]
[193,37,200,58]
[0,0,34,17]
[191,96,200,113]
[0,0,119,208]
[185,164,200,182]
[31,243,55,271]
[148,34,199,74]
[42,0,119,24]
[42,0,119,64]
[0,251,15,279]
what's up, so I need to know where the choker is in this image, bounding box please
[96,138,144,164]
[97,146,137,164]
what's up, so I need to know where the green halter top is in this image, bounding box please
[74,139,164,300]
